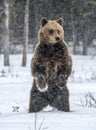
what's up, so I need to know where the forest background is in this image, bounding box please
[0,0,96,66]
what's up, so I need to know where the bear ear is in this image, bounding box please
[57,18,64,26]
[40,17,48,27]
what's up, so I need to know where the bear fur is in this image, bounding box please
[29,17,72,112]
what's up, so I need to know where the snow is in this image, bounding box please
[0,54,96,130]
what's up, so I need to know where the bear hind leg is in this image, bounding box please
[29,79,48,113]
[49,87,70,112]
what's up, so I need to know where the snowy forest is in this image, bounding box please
[0,0,96,66]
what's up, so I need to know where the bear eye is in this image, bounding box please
[48,29,54,34]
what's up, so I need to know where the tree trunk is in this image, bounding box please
[33,0,39,50]
[22,0,30,67]
[73,30,77,55]
[3,0,10,66]
[34,0,38,37]
[82,32,88,55]
[71,3,78,55]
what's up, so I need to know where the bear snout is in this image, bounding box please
[55,37,60,41]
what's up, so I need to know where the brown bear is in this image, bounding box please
[29,17,72,112]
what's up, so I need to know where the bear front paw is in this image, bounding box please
[57,74,67,88]
[35,75,48,92]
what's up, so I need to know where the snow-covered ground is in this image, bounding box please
[0,54,96,130]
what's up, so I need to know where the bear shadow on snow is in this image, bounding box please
[29,17,72,112]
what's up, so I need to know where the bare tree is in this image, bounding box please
[22,0,30,67]
[70,1,78,55]
[34,0,39,40]
[3,0,10,66]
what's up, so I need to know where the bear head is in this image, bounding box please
[39,17,64,45]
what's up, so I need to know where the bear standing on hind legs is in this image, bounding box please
[29,17,72,112]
